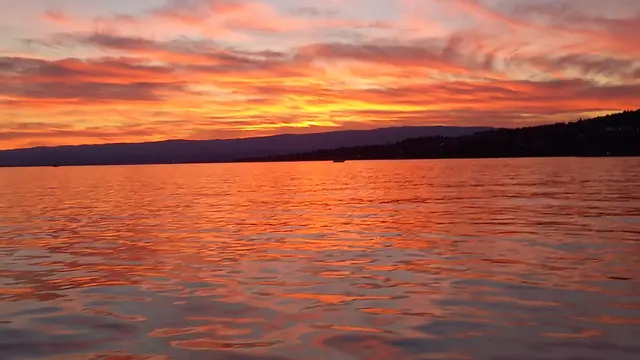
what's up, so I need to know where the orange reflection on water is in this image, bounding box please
[0,158,639,359]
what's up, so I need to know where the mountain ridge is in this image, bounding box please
[0,125,491,167]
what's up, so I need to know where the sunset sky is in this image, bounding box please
[1,0,639,149]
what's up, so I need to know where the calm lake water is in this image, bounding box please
[0,158,639,360]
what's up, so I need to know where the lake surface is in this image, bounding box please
[1,158,639,360]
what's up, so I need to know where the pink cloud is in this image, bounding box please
[0,0,638,149]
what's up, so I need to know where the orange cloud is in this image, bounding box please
[0,0,639,149]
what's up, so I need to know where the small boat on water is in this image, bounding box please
[333,159,346,163]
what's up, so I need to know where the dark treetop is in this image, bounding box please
[242,110,640,162]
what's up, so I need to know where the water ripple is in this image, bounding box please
[0,158,639,359]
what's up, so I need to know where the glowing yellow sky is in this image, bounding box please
[1,0,639,149]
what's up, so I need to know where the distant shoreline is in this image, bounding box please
[1,110,638,167]
[1,155,639,169]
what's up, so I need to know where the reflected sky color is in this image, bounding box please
[0,158,639,359]
[1,0,639,149]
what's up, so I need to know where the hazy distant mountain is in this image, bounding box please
[244,110,640,162]
[0,126,491,167]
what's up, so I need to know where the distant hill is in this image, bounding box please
[0,126,490,167]
[244,110,640,162]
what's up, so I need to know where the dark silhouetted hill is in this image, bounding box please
[243,110,640,162]
[0,126,490,167]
